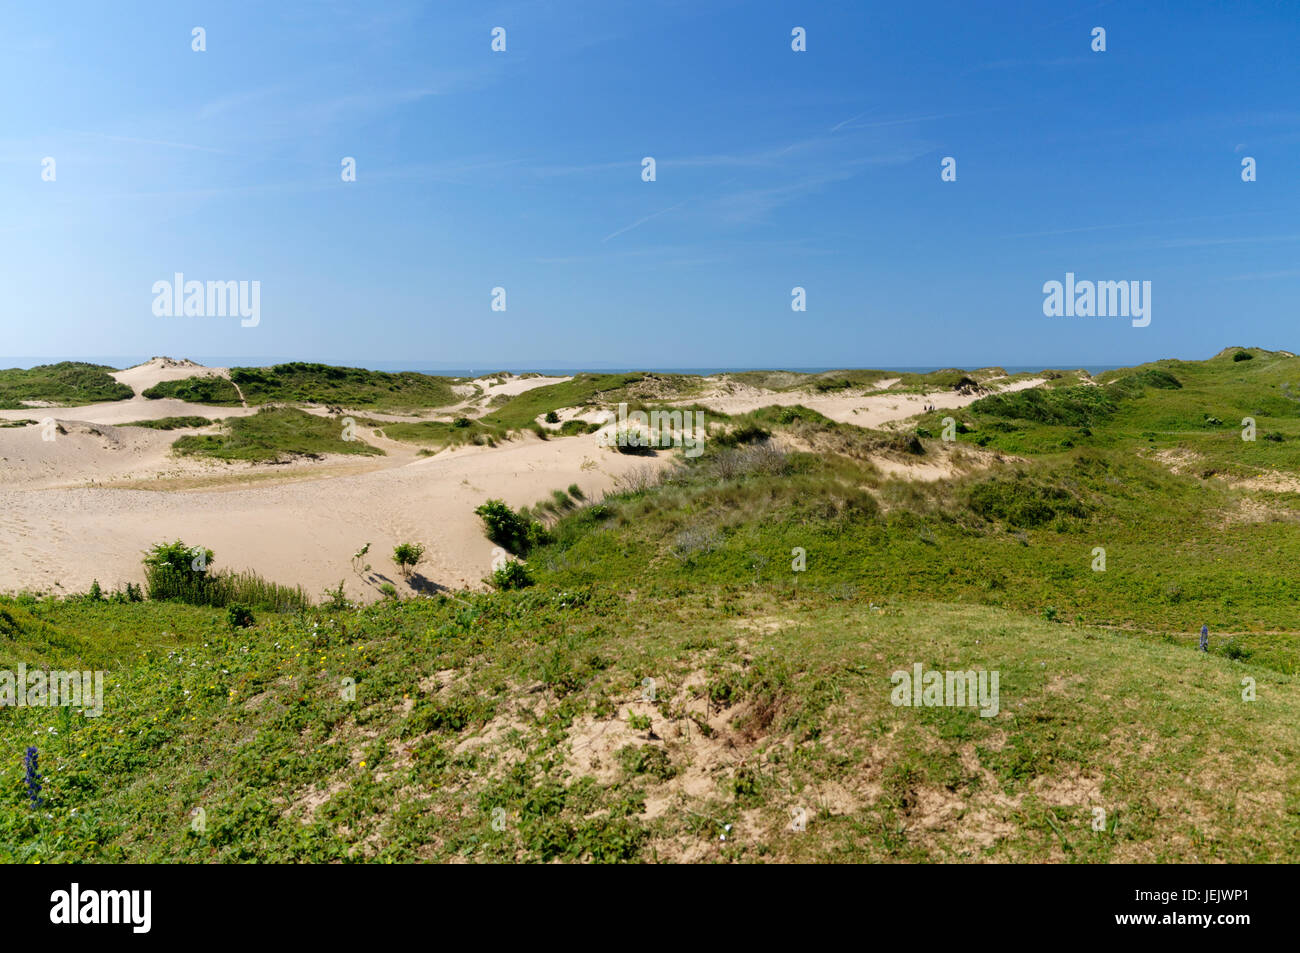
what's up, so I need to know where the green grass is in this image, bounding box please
[0,595,224,669]
[373,416,501,449]
[143,564,310,613]
[925,347,1300,468]
[155,569,309,612]
[120,416,214,430]
[171,407,384,462]
[146,363,459,411]
[0,590,1293,862]
[553,452,1298,656]
[0,362,133,409]
[142,376,242,405]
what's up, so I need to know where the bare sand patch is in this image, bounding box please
[681,377,1046,429]
[1234,472,1300,494]
[0,426,671,600]
[1150,447,1203,476]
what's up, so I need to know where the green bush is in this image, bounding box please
[559,419,599,436]
[227,604,255,628]
[142,540,214,600]
[1222,639,1253,660]
[475,499,551,556]
[322,581,351,610]
[490,561,534,590]
[1233,351,1254,362]
[715,423,771,447]
[393,542,425,577]
[967,477,1090,528]
[613,430,656,455]
[107,583,144,604]
[141,541,309,610]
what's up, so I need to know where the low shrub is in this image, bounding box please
[227,604,255,628]
[393,542,425,577]
[967,477,1090,528]
[475,499,551,556]
[490,561,534,590]
[142,540,309,610]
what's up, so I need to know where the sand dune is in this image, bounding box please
[111,356,231,397]
[682,376,1045,429]
[0,427,662,600]
[0,360,1045,600]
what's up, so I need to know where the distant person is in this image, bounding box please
[1199,623,1209,653]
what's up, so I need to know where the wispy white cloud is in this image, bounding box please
[830,108,879,132]
[706,170,862,225]
[602,200,688,242]
[829,110,989,131]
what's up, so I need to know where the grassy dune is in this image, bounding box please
[141,376,242,405]
[121,415,215,430]
[376,373,660,449]
[171,407,383,462]
[0,362,133,409]
[144,363,459,411]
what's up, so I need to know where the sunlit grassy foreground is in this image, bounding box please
[1,589,1294,862]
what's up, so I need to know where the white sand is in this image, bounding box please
[682,377,1046,429]
[0,427,662,600]
[111,357,231,396]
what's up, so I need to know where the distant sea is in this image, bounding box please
[1,357,1125,376]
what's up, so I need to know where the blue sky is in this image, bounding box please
[2,0,1299,370]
